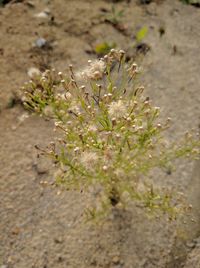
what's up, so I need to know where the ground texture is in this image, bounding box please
[0,0,200,267]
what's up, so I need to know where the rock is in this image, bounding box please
[26,1,35,8]
[194,236,200,247]
[11,226,20,235]
[112,256,120,264]
[54,237,63,244]
[34,9,50,19]
[33,38,53,50]
[34,38,47,48]
[186,241,196,249]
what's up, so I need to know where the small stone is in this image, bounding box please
[34,12,48,19]
[194,237,200,245]
[26,1,35,8]
[186,241,196,249]
[57,255,64,262]
[32,162,48,175]
[112,256,120,264]
[11,227,20,235]
[34,9,50,19]
[54,237,63,244]
[34,38,47,48]
[11,125,17,131]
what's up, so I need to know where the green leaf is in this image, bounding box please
[136,26,148,43]
[94,42,116,56]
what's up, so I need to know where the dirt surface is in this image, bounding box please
[0,0,200,267]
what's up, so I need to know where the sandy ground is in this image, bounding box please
[0,0,200,267]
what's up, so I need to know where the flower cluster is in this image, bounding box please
[21,49,200,221]
[76,59,106,81]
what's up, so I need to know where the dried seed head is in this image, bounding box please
[167,117,171,123]
[112,118,117,126]
[119,49,125,55]
[27,67,41,78]
[116,132,121,138]
[93,71,101,80]
[88,125,98,133]
[138,126,144,131]
[54,122,60,127]
[102,165,108,171]
[74,147,80,153]
[80,85,86,90]
[80,151,98,170]
[108,100,127,119]
[76,59,106,81]
[43,106,54,117]
[87,105,91,110]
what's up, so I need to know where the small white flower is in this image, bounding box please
[108,100,127,119]
[102,165,108,171]
[69,102,81,114]
[80,151,98,170]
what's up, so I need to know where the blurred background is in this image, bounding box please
[0,0,200,267]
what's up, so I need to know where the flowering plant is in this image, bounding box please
[21,49,200,220]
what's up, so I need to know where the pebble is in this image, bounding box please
[34,38,47,48]
[186,241,196,249]
[11,226,20,235]
[11,125,17,131]
[34,9,50,19]
[54,237,63,244]
[112,256,120,264]
[26,1,35,8]
[194,237,200,247]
